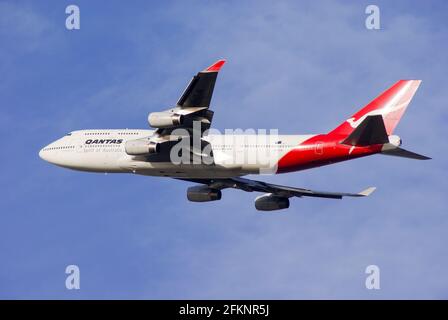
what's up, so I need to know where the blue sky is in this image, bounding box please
[0,0,447,299]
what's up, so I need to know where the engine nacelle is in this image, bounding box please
[125,140,159,155]
[148,111,183,128]
[187,186,222,202]
[255,194,290,211]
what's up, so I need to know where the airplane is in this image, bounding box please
[39,59,430,211]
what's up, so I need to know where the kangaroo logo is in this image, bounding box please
[345,81,414,129]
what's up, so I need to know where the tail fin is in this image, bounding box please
[328,80,422,138]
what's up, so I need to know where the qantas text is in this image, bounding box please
[85,139,123,144]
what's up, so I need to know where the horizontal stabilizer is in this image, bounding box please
[381,147,431,160]
[341,115,389,146]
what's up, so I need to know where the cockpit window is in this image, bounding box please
[66,133,72,136]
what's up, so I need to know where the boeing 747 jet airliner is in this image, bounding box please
[39,60,429,211]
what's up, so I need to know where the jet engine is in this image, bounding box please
[187,185,222,202]
[254,194,290,211]
[125,140,159,155]
[148,111,183,128]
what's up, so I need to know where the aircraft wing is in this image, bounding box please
[177,59,226,109]
[179,177,376,199]
[146,60,226,147]
[136,60,226,157]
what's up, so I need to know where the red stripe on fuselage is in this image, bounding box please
[276,134,382,174]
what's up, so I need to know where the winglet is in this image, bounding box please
[358,187,376,196]
[203,59,226,72]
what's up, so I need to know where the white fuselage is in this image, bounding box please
[39,129,314,178]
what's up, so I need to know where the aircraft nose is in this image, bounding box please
[39,144,56,163]
[39,146,48,162]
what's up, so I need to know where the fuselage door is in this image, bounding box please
[314,141,324,155]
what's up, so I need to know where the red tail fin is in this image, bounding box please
[328,80,422,138]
